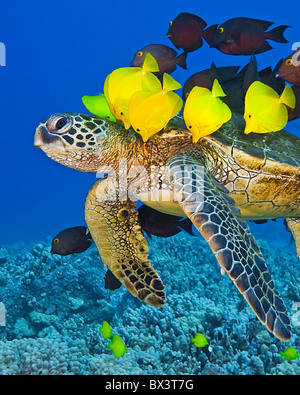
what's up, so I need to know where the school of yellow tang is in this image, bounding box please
[82,12,297,142]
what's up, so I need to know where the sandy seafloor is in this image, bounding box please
[0,228,299,375]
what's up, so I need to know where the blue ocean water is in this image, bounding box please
[0,0,299,376]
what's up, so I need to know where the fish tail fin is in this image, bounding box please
[280,84,296,109]
[176,52,188,70]
[266,25,290,43]
[142,53,160,73]
[202,24,218,46]
[162,73,182,92]
[177,218,195,237]
[211,79,226,97]
[168,93,183,118]
[86,231,92,240]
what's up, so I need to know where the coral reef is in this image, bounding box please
[0,231,299,375]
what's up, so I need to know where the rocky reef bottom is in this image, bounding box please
[0,231,299,375]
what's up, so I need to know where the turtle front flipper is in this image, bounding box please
[85,177,166,307]
[167,154,292,341]
[285,217,300,260]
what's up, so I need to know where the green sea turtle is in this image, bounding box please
[33,112,300,341]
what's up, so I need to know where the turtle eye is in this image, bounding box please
[286,58,293,66]
[56,118,68,130]
[218,27,224,34]
[46,114,72,134]
[137,51,143,57]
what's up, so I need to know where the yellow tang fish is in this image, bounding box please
[243,81,296,134]
[108,334,128,358]
[99,320,113,339]
[103,53,161,129]
[128,73,183,142]
[280,347,300,361]
[191,333,209,348]
[183,79,232,143]
[82,94,117,122]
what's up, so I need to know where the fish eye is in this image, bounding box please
[248,114,251,118]
[54,238,59,244]
[137,51,143,57]
[120,112,124,116]
[218,27,224,34]
[188,125,192,129]
[286,58,293,66]
[169,21,173,26]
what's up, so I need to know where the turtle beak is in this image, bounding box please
[33,124,65,150]
[33,126,44,147]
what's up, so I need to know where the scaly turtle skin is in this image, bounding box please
[34,112,300,341]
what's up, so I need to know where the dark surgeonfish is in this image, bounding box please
[259,67,285,95]
[166,12,218,52]
[182,62,245,111]
[241,57,285,95]
[211,17,289,55]
[130,44,187,77]
[104,269,122,291]
[287,85,300,121]
[137,204,194,238]
[50,226,92,256]
[276,50,300,87]
[182,63,240,100]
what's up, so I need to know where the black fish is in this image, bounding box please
[251,219,277,224]
[259,67,285,95]
[212,17,289,55]
[104,269,122,290]
[287,85,300,121]
[166,12,218,52]
[51,226,92,256]
[137,204,194,238]
[182,62,244,111]
[130,44,187,76]
[241,55,260,92]
[182,62,240,100]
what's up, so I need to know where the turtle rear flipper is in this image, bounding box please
[85,177,166,307]
[167,154,292,341]
[285,217,300,260]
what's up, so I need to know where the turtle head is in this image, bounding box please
[34,113,113,172]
